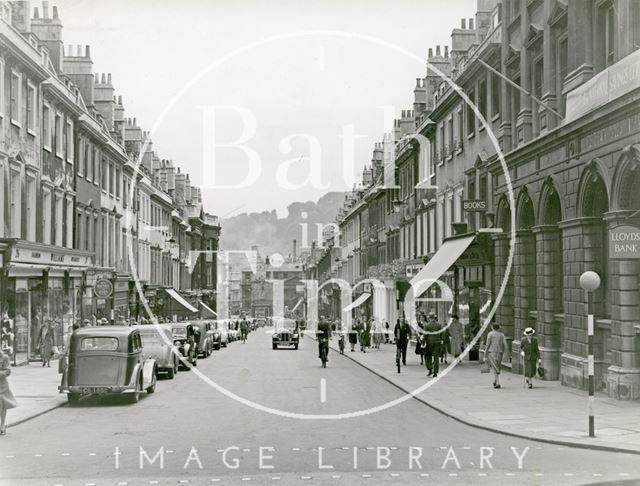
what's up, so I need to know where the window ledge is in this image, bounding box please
[27,128,36,137]
[491,113,500,123]
[467,131,475,140]
[10,119,21,128]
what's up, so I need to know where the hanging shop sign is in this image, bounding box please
[94,278,114,299]
[463,199,487,212]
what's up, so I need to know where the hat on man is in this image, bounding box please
[524,327,535,336]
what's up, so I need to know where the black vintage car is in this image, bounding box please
[171,323,198,369]
[59,326,157,404]
[272,318,300,350]
[192,321,214,358]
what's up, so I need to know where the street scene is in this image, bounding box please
[1,0,640,484]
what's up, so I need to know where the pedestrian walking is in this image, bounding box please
[348,321,358,352]
[360,319,371,353]
[521,327,541,389]
[36,319,55,367]
[440,324,451,364]
[424,312,442,377]
[0,347,17,435]
[449,314,464,363]
[384,321,390,343]
[394,318,411,366]
[484,323,508,389]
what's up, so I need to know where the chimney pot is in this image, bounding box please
[133,117,137,125]
[101,73,106,83]
[33,7,39,18]
[43,1,49,19]
[94,73,99,83]
[444,46,449,58]
[118,95,122,104]
[436,45,441,57]
[428,47,433,58]
[107,73,112,84]
[469,18,474,30]
[52,6,58,19]
[85,45,90,57]
[461,18,466,29]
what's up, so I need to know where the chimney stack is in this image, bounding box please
[293,240,297,260]
[436,45,441,57]
[43,1,49,19]
[428,47,433,58]
[461,18,466,29]
[52,5,58,19]
[469,18,474,30]
[33,7,39,18]
[444,46,449,58]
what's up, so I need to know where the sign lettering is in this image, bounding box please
[463,199,487,212]
[609,225,640,259]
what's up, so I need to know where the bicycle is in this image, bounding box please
[320,339,328,368]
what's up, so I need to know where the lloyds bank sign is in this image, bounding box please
[609,225,640,259]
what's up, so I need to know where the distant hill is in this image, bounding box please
[220,192,347,257]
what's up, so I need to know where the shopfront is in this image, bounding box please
[0,241,93,364]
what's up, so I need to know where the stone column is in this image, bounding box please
[605,211,640,400]
[559,217,606,391]
[511,229,536,372]
[493,234,514,353]
[533,225,562,380]
[564,0,594,93]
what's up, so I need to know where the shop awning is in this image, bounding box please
[343,292,371,312]
[165,288,198,313]
[199,300,217,317]
[409,235,476,298]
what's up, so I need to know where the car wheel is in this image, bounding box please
[294,344,299,350]
[272,343,277,350]
[192,355,198,367]
[129,382,140,404]
[68,392,80,405]
[166,365,175,379]
[146,373,156,394]
[222,342,227,348]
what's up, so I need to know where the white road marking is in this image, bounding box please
[292,447,300,451]
[6,455,14,458]
[362,474,371,478]
[506,473,516,476]
[620,473,630,477]
[448,473,458,477]
[150,482,159,485]
[463,446,472,450]
[478,473,487,477]
[35,454,43,457]
[61,453,70,456]
[535,473,544,477]
[331,475,341,479]
[390,473,400,477]
[593,473,603,477]
[390,447,398,450]
[420,473,430,477]
[88,453,96,456]
[117,483,128,486]
[320,378,327,403]
[85,483,95,486]
[271,477,280,481]
[300,476,311,480]
[243,448,251,452]
[564,473,574,476]
[211,480,221,483]
[179,480,190,484]
[241,478,251,481]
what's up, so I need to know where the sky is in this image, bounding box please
[54,0,477,218]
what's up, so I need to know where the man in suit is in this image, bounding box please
[394,318,412,366]
[424,312,442,377]
[485,323,508,388]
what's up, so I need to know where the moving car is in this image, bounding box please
[272,317,300,350]
[59,326,157,404]
[136,324,179,378]
[192,321,214,358]
[213,320,230,348]
[171,323,198,369]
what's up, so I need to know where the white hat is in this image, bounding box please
[524,327,535,336]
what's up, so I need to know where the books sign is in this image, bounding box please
[609,225,640,259]
[463,199,487,212]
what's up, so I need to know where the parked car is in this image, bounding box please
[192,321,214,358]
[171,323,198,369]
[136,324,179,379]
[59,326,157,404]
[213,320,230,348]
[255,317,266,328]
[272,317,300,350]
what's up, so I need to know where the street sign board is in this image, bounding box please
[463,199,487,212]
[94,278,114,299]
[609,225,640,259]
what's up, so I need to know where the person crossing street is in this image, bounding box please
[394,318,412,366]
[424,312,442,377]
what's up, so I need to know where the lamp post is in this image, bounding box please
[579,270,601,438]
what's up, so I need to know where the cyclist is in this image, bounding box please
[316,317,333,363]
[394,317,411,366]
[239,317,249,343]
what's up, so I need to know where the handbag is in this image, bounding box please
[414,340,422,355]
[480,361,490,373]
[537,366,546,378]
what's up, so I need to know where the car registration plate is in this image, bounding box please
[81,387,110,394]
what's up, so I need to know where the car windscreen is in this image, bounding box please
[79,337,118,351]
[276,321,296,330]
[172,328,187,337]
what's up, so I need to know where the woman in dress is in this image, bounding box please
[348,320,359,352]
[0,347,17,435]
[449,314,464,364]
[521,327,541,389]
[36,319,55,367]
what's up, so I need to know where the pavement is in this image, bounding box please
[1,330,639,485]
[329,338,640,454]
[5,361,67,427]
